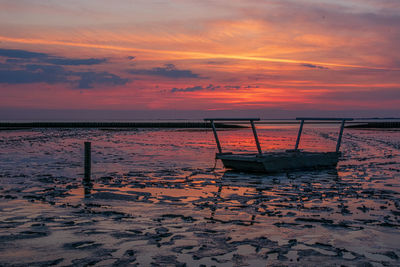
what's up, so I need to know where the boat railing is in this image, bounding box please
[204,118,262,155]
[205,117,354,155]
[294,117,353,152]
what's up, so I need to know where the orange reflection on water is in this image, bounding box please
[215,125,339,154]
[1,127,400,266]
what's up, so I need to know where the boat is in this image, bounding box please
[204,117,353,172]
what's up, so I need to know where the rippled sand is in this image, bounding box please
[0,126,399,266]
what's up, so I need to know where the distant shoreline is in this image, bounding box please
[0,122,246,129]
[1,120,399,129]
[345,122,400,128]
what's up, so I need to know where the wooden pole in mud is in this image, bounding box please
[84,142,91,184]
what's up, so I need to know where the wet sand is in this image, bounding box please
[0,126,399,266]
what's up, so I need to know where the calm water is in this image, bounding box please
[0,125,399,266]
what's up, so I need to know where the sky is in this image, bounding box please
[0,0,399,119]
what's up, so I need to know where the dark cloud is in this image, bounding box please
[76,71,129,89]
[171,84,219,92]
[224,85,241,89]
[301,63,329,69]
[0,48,47,59]
[170,84,253,93]
[0,64,68,84]
[0,48,127,88]
[129,64,201,79]
[0,61,128,89]
[171,86,203,92]
[44,58,107,66]
[206,60,228,65]
[6,58,33,64]
[244,85,260,89]
[0,48,107,66]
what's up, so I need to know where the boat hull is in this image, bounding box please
[216,151,340,173]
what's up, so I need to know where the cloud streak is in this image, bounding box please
[1,36,395,70]
[130,64,201,79]
[171,84,219,92]
[170,84,246,93]
[301,63,329,70]
[45,58,107,66]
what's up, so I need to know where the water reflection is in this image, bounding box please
[83,180,92,198]
[221,168,339,186]
[0,127,399,266]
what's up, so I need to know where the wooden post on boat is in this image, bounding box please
[205,118,261,155]
[336,119,346,152]
[294,119,304,150]
[84,142,91,184]
[210,120,222,153]
[295,117,352,153]
[250,120,262,155]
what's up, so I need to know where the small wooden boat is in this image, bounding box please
[204,117,353,172]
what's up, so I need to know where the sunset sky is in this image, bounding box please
[0,0,399,119]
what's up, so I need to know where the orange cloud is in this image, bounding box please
[1,35,395,71]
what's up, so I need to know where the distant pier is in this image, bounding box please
[0,121,246,129]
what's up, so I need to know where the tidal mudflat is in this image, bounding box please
[0,125,399,266]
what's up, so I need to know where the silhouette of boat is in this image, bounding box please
[204,118,353,172]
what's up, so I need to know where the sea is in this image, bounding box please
[0,121,399,266]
